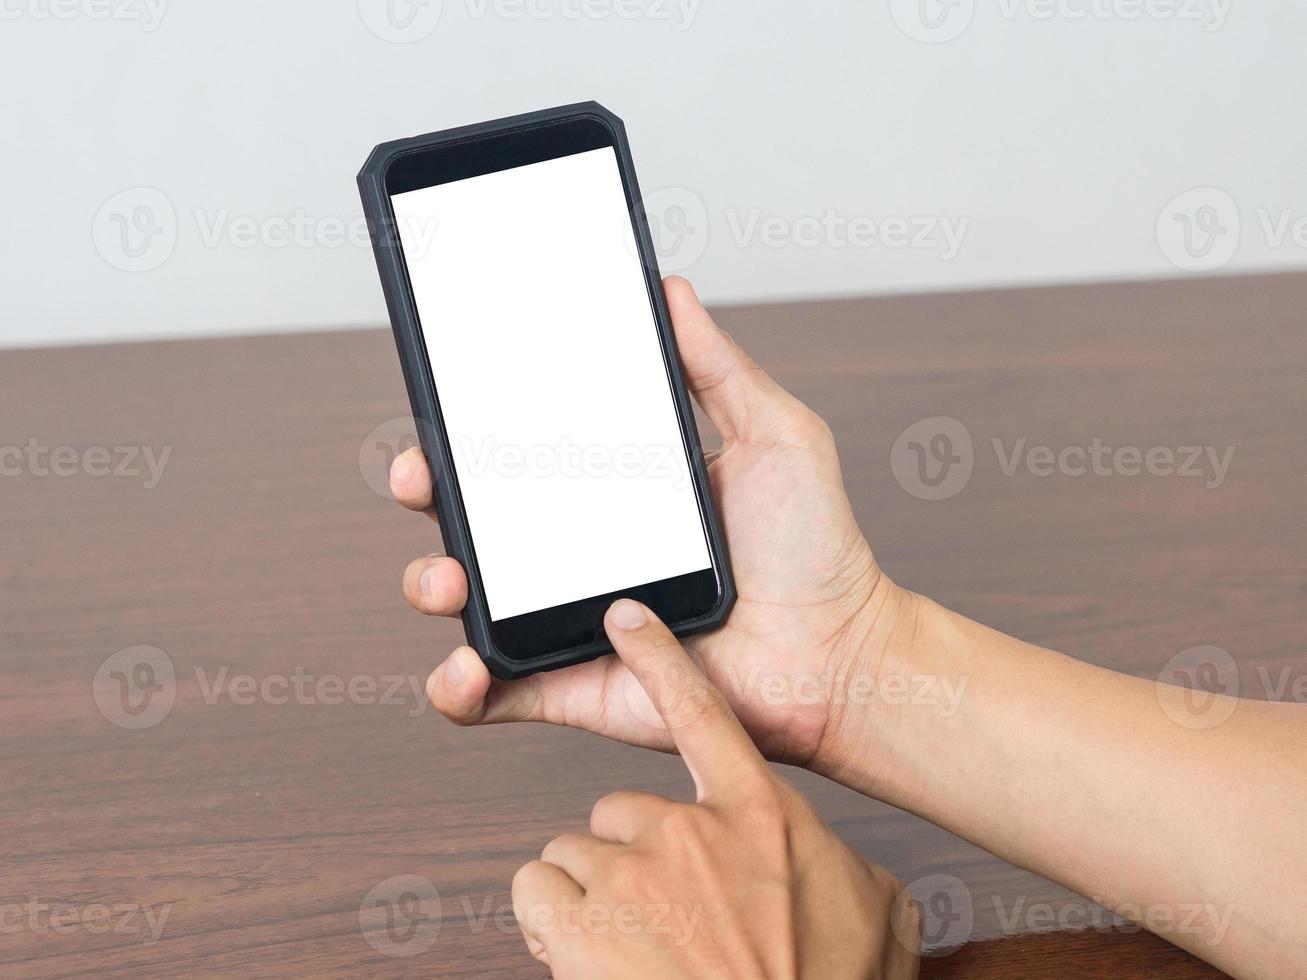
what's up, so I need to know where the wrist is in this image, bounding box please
[810,576,952,804]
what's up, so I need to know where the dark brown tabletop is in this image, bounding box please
[6,271,1302,977]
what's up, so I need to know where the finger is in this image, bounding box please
[664,275,800,445]
[540,833,620,888]
[603,599,766,801]
[520,929,549,966]
[512,859,583,964]
[590,790,675,843]
[389,447,438,520]
[425,647,547,727]
[402,555,468,617]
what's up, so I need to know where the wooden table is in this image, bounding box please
[6,271,1303,977]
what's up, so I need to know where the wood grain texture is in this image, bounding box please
[5,271,1300,977]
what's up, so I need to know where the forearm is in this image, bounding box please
[819,586,1307,978]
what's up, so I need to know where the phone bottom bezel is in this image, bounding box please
[488,567,721,664]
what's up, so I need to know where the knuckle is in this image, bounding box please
[657,804,707,841]
[589,791,631,829]
[511,860,550,901]
[753,808,794,861]
[653,806,722,869]
[788,405,835,447]
[741,775,789,816]
[593,790,631,812]
[690,359,736,398]
[730,780,798,860]
[539,833,580,864]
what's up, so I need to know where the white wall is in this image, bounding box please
[1,0,1304,348]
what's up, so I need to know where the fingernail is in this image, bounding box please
[608,599,647,631]
[394,448,417,484]
[444,653,465,687]
[420,564,439,598]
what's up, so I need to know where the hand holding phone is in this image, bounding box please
[396,276,906,772]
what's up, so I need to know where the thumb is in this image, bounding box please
[603,598,767,801]
[663,276,800,445]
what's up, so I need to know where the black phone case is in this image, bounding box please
[357,101,735,679]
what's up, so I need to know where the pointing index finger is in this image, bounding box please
[603,599,764,801]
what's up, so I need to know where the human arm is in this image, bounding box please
[391,275,1307,977]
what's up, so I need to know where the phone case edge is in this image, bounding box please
[357,101,735,680]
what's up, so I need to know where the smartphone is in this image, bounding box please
[358,103,734,679]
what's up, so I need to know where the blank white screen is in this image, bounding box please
[391,147,712,621]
